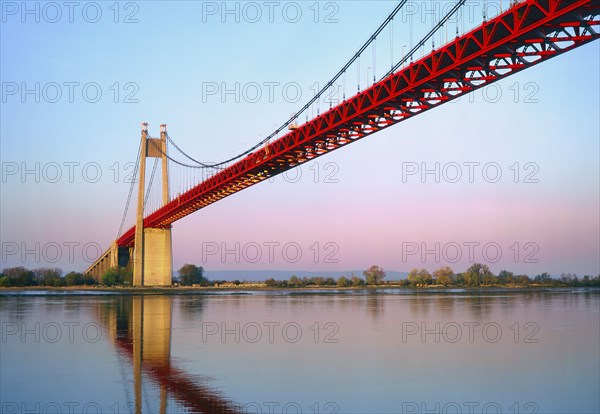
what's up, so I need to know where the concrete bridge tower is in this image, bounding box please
[132,123,173,286]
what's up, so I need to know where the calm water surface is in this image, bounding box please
[1,289,598,414]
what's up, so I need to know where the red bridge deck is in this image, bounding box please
[117,0,599,247]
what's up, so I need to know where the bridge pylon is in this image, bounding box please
[132,123,173,286]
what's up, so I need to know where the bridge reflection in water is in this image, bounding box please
[95,295,241,414]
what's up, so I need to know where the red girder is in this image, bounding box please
[115,0,598,247]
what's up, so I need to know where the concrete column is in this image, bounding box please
[110,243,119,268]
[133,123,148,286]
[160,125,170,207]
[158,125,173,286]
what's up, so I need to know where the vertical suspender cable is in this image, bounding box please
[357,55,361,91]
[116,134,142,239]
[390,17,394,70]
[373,39,377,84]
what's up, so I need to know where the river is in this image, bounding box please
[1,289,598,413]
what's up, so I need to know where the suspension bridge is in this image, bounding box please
[85,0,599,285]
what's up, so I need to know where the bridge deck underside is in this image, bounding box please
[112,0,598,249]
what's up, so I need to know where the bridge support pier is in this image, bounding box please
[133,123,173,286]
[135,227,173,286]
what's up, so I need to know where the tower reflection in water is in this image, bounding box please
[97,295,241,414]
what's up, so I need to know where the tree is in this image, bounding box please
[481,269,497,286]
[34,268,63,286]
[497,270,514,285]
[364,265,386,285]
[178,264,206,286]
[102,267,124,286]
[407,268,433,286]
[337,276,351,287]
[311,277,325,286]
[407,268,431,286]
[398,278,410,287]
[418,269,433,285]
[407,268,421,286]
[289,275,301,287]
[351,275,365,287]
[102,268,121,286]
[4,267,34,286]
[571,274,580,286]
[560,272,573,284]
[464,263,492,286]
[64,271,84,286]
[100,267,131,286]
[534,272,552,284]
[83,274,97,285]
[433,266,454,285]
[264,278,278,287]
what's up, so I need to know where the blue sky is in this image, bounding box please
[1,1,598,277]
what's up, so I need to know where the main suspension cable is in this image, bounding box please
[172,1,409,169]
[381,0,466,80]
[116,131,143,239]
[166,133,213,168]
[164,1,462,171]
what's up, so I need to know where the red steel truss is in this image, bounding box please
[116,0,599,247]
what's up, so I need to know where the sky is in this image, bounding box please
[1,0,599,278]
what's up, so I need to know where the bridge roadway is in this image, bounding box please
[86,0,599,278]
[118,0,599,246]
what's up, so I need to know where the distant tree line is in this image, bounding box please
[263,264,600,288]
[0,263,217,287]
[0,267,96,287]
[404,264,600,287]
[1,263,598,288]
[265,265,387,288]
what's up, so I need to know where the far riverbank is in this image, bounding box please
[1,285,598,296]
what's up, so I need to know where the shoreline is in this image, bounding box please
[1,285,598,296]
